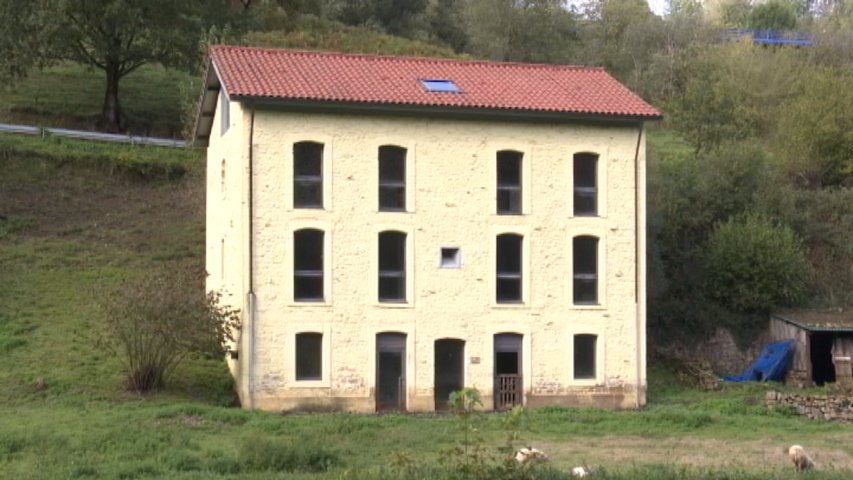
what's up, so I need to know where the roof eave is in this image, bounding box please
[772,313,853,333]
[230,95,662,125]
[191,59,222,148]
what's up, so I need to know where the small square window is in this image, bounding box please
[440,247,461,268]
[420,79,460,93]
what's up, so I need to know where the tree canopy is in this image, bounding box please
[0,0,239,131]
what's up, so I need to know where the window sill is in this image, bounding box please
[375,300,414,309]
[289,300,333,308]
[569,378,602,387]
[289,379,331,389]
[571,303,606,310]
[491,302,528,309]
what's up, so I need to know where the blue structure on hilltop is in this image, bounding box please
[723,29,813,46]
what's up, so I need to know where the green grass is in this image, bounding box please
[0,62,197,137]
[0,132,203,179]
[0,125,850,479]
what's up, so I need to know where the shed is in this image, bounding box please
[770,310,853,387]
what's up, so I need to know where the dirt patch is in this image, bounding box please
[535,435,853,472]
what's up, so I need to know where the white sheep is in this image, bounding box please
[514,447,548,463]
[788,445,816,471]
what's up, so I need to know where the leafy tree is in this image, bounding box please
[0,0,238,132]
[748,0,798,30]
[323,0,429,37]
[578,0,664,83]
[703,214,808,312]
[715,0,752,27]
[98,268,240,392]
[667,43,801,152]
[463,0,579,63]
[774,67,853,187]
[426,0,469,51]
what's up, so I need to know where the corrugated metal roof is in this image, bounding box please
[773,310,853,332]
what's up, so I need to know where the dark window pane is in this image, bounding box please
[573,277,597,304]
[379,186,406,211]
[296,333,322,380]
[573,236,598,304]
[574,334,596,379]
[379,146,406,211]
[574,153,597,216]
[496,234,522,302]
[379,232,406,302]
[497,151,521,185]
[573,236,597,274]
[294,142,323,208]
[496,277,521,302]
[496,234,522,273]
[574,189,596,216]
[497,151,522,214]
[294,229,323,301]
[497,188,521,215]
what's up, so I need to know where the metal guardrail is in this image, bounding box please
[722,29,813,47]
[0,122,188,148]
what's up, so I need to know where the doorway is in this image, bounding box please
[376,333,406,411]
[494,333,522,410]
[434,339,465,410]
[810,333,836,386]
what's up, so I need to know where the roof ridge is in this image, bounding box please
[210,44,605,72]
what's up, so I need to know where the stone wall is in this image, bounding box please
[765,391,853,423]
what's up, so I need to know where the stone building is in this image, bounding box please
[192,46,661,412]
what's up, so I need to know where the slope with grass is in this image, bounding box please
[0,135,851,479]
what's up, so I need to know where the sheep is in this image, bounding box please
[788,445,816,471]
[514,447,548,464]
[571,465,596,477]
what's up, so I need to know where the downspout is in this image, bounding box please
[633,123,646,408]
[246,107,257,408]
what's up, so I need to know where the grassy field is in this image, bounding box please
[0,63,197,138]
[0,137,851,479]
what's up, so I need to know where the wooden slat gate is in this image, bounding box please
[496,374,521,410]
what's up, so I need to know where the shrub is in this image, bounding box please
[98,268,240,392]
[703,214,808,312]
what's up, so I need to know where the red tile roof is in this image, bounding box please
[209,45,661,119]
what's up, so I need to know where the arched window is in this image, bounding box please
[574,153,598,216]
[294,229,324,301]
[573,235,598,304]
[378,231,406,302]
[573,334,597,379]
[293,141,323,208]
[295,332,322,380]
[497,150,522,214]
[378,145,406,211]
[496,233,523,302]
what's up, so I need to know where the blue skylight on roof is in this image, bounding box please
[420,79,460,93]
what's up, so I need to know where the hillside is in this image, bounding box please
[0,4,851,477]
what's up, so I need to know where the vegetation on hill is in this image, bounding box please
[0,2,852,476]
[0,149,851,478]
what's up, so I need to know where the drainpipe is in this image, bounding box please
[246,107,257,409]
[633,123,646,408]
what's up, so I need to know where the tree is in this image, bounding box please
[0,0,237,132]
[774,68,853,187]
[98,268,240,392]
[463,0,579,63]
[703,214,808,312]
[748,0,798,30]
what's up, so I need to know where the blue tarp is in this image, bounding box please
[722,339,795,382]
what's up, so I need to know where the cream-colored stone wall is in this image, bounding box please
[207,106,647,412]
